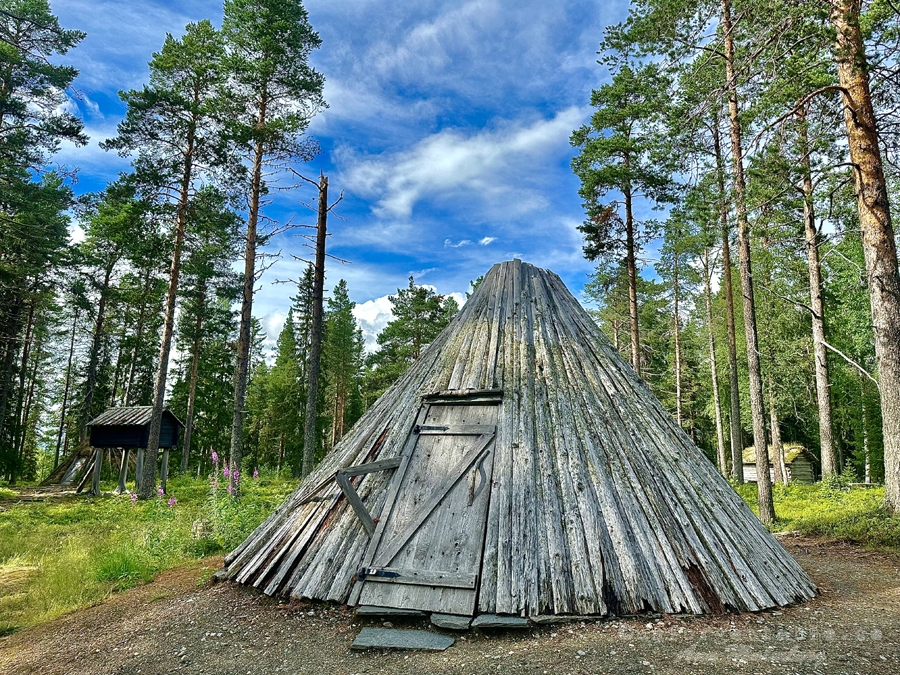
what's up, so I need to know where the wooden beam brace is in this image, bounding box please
[335,457,404,536]
[415,424,496,435]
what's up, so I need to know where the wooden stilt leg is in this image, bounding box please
[135,448,144,491]
[160,449,170,494]
[90,447,102,496]
[116,448,130,494]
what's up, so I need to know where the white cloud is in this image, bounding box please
[479,236,497,245]
[341,106,586,219]
[444,238,471,248]
[353,295,394,352]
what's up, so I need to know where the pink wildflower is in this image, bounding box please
[253,469,259,479]
[223,466,231,479]
[168,497,177,507]
[157,487,164,496]
[233,469,240,483]
[227,483,234,496]
[130,492,138,504]
[211,451,219,465]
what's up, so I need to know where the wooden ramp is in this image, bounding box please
[224,259,817,618]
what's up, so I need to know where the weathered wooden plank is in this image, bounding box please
[416,424,496,436]
[340,456,402,476]
[360,567,477,590]
[335,470,375,536]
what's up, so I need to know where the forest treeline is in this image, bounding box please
[570,0,900,517]
[3,0,900,519]
[0,0,459,495]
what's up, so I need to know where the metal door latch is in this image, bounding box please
[357,567,400,581]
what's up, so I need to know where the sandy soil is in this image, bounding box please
[1,535,898,675]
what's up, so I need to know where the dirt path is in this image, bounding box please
[2,536,898,675]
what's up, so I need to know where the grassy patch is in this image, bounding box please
[0,471,296,634]
[736,482,900,551]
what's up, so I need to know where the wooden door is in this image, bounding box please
[356,396,500,615]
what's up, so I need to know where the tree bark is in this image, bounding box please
[704,248,728,477]
[830,0,900,513]
[230,90,268,492]
[302,174,328,477]
[768,376,787,485]
[623,181,641,377]
[673,251,683,428]
[722,0,774,523]
[713,118,743,482]
[54,306,79,470]
[123,268,153,405]
[139,122,196,499]
[797,108,838,479]
[81,264,114,442]
[182,277,206,474]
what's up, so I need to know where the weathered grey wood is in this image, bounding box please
[115,448,129,494]
[374,432,495,567]
[341,457,402,476]
[416,424,495,435]
[89,447,102,496]
[335,470,375,536]
[361,567,477,589]
[222,259,816,619]
[134,447,144,491]
[160,448,170,493]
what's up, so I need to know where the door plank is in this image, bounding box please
[374,432,496,568]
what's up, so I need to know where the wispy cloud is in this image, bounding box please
[479,236,497,245]
[445,239,472,248]
[340,106,586,219]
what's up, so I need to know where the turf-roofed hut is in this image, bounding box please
[224,259,816,621]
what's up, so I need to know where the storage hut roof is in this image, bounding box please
[224,260,815,619]
[88,406,184,428]
[742,444,817,465]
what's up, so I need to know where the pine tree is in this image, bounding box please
[222,0,325,487]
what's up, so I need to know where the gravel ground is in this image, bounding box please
[1,535,898,675]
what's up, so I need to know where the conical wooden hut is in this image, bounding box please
[225,260,816,619]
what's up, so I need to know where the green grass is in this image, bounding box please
[736,481,900,551]
[0,470,296,635]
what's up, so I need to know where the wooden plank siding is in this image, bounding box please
[223,259,816,617]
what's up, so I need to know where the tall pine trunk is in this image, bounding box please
[831,0,900,512]
[768,376,787,485]
[81,264,114,441]
[797,108,837,478]
[230,93,268,491]
[624,180,641,377]
[182,278,206,473]
[722,0,774,523]
[713,119,744,482]
[54,306,79,470]
[302,175,328,477]
[673,252,683,427]
[139,123,196,499]
[704,248,728,477]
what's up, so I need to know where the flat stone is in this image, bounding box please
[350,628,454,651]
[355,605,427,617]
[471,614,530,628]
[430,614,472,630]
[530,615,597,625]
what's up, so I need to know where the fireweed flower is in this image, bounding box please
[212,451,219,465]
[157,487,164,496]
[168,497,177,507]
[227,484,234,496]
[253,470,259,479]
[130,492,138,504]
[223,466,231,479]
[233,469,240,483]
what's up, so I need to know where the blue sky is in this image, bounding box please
[53,0,629,350]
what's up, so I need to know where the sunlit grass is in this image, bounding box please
[0,471,296,635]
[736,481,900,551]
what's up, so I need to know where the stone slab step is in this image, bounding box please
[350,628,455,651]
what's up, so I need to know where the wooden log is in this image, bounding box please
[90,447,102,496]
[115,448,129,494]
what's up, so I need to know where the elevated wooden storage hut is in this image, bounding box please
[225,260,816,619]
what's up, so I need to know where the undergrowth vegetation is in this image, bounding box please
[736,482,900,551]
[0,470,295,635]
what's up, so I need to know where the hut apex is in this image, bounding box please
[224,260,816,619]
